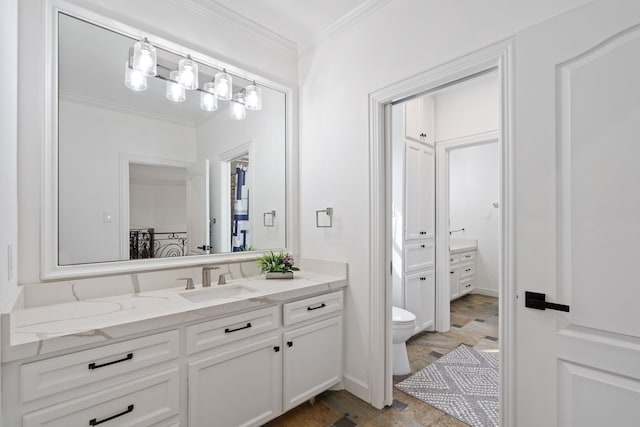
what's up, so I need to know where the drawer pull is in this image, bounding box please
[287,341,293,347]
[450,271,454,275]
[89,404,134,425]
[88,353,133,370]
[307,303,326,311]
[225,322,252,334]
[465,268,471,272]
[464,255,472,258]
[421,244,425,248]
[274,346,280,352]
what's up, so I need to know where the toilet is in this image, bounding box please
[392,306,417,375]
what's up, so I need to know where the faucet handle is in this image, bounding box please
[218,272,232,285]
[178,277,195,290]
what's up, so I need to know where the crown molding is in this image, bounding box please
[60,90,197,127]
[300,0,391,54]
[174,0,297,56]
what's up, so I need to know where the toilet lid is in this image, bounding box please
[392,306,416,323]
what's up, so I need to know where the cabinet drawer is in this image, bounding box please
[405,242,434,272]
[449,254,460,265]
[459,251,476,263]
[23,368,180,427]
[460,279,474,295]
[21,330,179,403]
[283,291,343,326]
[186,306,279,355]
[460,263,475,279]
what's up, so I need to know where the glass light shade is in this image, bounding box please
[230,93,246,120]
[244,83,262,111]
[132,38,157,77]
[200,82,218,111]
[214,70,232,101]
[166,71,185,102]
[124,61,147,91]
[178,56,198,90]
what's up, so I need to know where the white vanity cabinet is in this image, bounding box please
[186,306,282,427]
[3,289,345,427]
[450,249,477,300]
[405,270,435,332]
[4,330,181,427]
[282,292,343,411]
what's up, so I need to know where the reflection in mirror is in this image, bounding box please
[57,13,287,266]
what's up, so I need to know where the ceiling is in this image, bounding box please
[211,0,374,47]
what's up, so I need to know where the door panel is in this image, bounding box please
[516,1,640,425]
[186,159,210,255]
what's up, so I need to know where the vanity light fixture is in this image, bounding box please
[244,81,262,111]
[124,40,257,118]
[131,37,157,76]
[124,60,147,91]
[166,70,186,102]
[214,69,233,101]
[230,92,246,120]
[200,81,218,111]
[178,55,198,90]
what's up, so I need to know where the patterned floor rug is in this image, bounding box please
[395,344,499,427]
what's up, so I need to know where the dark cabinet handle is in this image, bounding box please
[89,404,134,425]
[465,268,471,272]
[225,322,252,333]
[287,341,293,347]
[525,291,570,312]
[450,271,454,275]
[307,303,326,311]
[421,244,425,248]
[274,346,280,352]
[88,353,133,370]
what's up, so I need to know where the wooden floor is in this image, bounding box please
[265,294,499,427]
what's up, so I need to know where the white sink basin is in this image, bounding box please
[180,284,258,303]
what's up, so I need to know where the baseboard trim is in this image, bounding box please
[343,374,370,404]
[471,288,499,298]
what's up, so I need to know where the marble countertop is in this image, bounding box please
[2,271,347,362]
[450,239,478,254]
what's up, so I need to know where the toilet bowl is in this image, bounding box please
[392,306,417,375]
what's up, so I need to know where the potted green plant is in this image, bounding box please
[257,251,299,279]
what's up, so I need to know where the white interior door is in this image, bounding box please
[186,159,210,255]
[516,1,640,425]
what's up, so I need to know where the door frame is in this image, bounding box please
[435,131,499,331]
[218,142,254,253]
[368,39,516,426]
[118,153,191,260]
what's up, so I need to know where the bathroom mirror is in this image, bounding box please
[43,8,292,278]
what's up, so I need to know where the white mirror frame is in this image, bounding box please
[41,0,297,280]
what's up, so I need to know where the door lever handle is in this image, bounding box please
[525,291,570,312]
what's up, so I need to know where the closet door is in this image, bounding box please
[404,140,434,241]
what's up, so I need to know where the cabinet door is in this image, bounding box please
[283,316,343,411]
[404,98,424,142]
[449,268,460,300]
[188,334,282,427]
[405,270,435,333]
[404,141,435,241]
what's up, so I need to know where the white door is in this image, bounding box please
[186,159,210,255]
[516,1,640,425]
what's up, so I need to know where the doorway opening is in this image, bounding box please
[368,40,515,425]
[389,72,501,425]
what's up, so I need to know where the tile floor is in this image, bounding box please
[265,294,499,427]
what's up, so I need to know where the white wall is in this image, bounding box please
[1,0,19,424]
[449,143,500,294]
[130,183,187,231]
[196,89,287,253]
[298,0,593,402]
[57,99,196,266]
[434,73,499,141]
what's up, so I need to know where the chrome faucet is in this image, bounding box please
[218,272,232,285]
[202,266,220,288]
